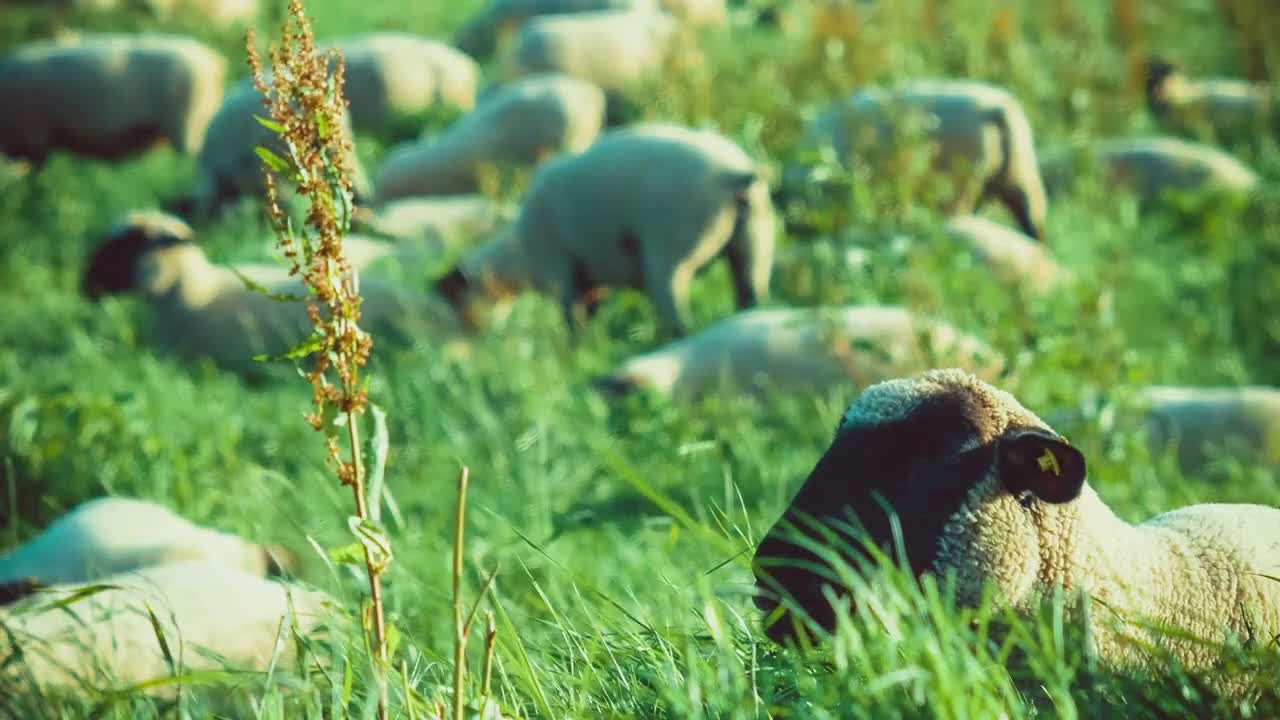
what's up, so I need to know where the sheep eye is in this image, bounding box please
[1016,491,1036,509]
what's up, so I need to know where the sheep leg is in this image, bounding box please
[646,262,694,338]
[725,235,761,309]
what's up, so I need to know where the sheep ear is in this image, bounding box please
[998,428,1086,504]
[721,170,757,200]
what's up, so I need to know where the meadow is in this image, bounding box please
[1,0,1279,717]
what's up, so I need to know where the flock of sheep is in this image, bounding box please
[2,0,1279,704]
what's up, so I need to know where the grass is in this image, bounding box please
[1,0,1279,717]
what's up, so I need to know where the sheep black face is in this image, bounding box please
[82,223,187,300]
[1144,57,1182,115]
[752,369,1086,646]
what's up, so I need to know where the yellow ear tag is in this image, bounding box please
[1037,448,1061,476]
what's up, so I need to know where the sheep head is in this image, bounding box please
[752,368,1087,646]
[81,212,194,300]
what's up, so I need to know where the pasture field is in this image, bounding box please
[1,0,1279,717]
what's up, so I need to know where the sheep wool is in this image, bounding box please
[1146,59,1274,140]
[0,497,297,587]
[508,10,682,96]
[433,123,776,338]
[325,34,481,134]
[0,33,226,164]
[1042,136,1259,204]
[356,194,510,250]
[1136,385,1280,473]
[752,369,1280,676]
[373,73,605,202]
[943,214,1072,295]
[454,0,660,58]
[0,561,334,698]
[785,80,1049,242]
[596,306,1006,402]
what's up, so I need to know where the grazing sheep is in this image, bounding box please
[1134,385,1280,474]
[354,194,510,248]
[0,33,226,164]
[325,33,481,135]
[783,80,1049,243]
[593,306,1006,402]
[943,215,1072,295]
[0,561,334,698]
[80,211,460,376]
[0,497,299,588]
[432,123,776,338]
[1041,137,1259,205]
[373,74,605,202]
[752,369,1280,675]
[1145,58,1275,140]
[454,0,660,58]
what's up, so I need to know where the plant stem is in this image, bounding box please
[453,465,470,720]
[347,407,389,720]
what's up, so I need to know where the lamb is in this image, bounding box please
[80,211,461,376]
[373,73,605,202]
[752,368,1280,676]
[325,33,481,135]
[782,80,1049,243]
[0,561,334,699]
[453,0,660,58]
[1145,58,1275,141]
[431,123,776,338]
[593,306,1006,402]
[0,33,226,165]
[0,497,299,589]
[1133,385,1280,475]
[943,215,1072,295]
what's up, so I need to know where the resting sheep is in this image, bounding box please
[0,497,298,590]
[752,368,1280,676]
[943,215,1072,295]
[373,73,605,202]
[1145,58,1275,141]
[80,211,460,376]
[1133,385,1280,475]
[783,80,1049,243]
[431,123,776,338]
[0,561,334,699]
[0,33,226,165]
[594,306,1006,402]
[453,0,660,58]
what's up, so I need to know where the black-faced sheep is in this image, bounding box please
[373,73,605,202]
[943,215,1072,295]
[594,306,1006,402]
[783,80,1049,243]
[1134,385,1280,475]
[0,497,299,588]
[0,561,334,698]
[0,33,226,165]
[453,0,660,58]
[80,211,460,376]
[1145,58,1274,141]
[752,369,1280,675]
[431,123,776,338]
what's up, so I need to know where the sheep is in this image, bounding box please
[782,80,1049,243]
[64,0,258,28]
[0,497,299,588]
[0,33,226,165]
[324,33,481,135]
[1133,385,1280,475]
[943,215,1072,295]
[593,306,1007,402]
[752,368,1280,676]
[0,561,335,698]
[1145,58,1275,141]
[373,73,606,202]
[80,211,461,376]
[453,0,660,58]
[354,194,511,249]
[431,123,777,338]
[1040,137,1259,205]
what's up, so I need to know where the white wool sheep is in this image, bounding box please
[1146,58,1274,140]
[432,123,777,338]
[752,368,1280,675]
[1041,136,1259,204]
[507,10,682,97]
[0,561,334,698]
[373,73,606,202]
[66,0,257,27]
[454,0,660,58]
[80,211,461,376]
[1134,385,1280,474]
[594,306,1006,402]
[354,194,511,249]
[0,497,298,588]
[943,215,1072,295]
[0,33,226,164]
[325,33,481,135]
[784,80,1050,243]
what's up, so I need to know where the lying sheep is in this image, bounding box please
[1145,58,1275,141]
[80,211,460,376]
[454,0,660,58]
[0,561,334,698]
[0,497,298,589]
[783,80,1049,243]
[373,73,605,202]
[0,33,226,165]
[752,368,1280,675]
[326,33,481,135]
[432,123,776,338]
[943,215,1072,295]
[593,306,1006,402]
[1134,385,1280,474]
[1040,136,1259,205]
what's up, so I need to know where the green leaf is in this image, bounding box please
[327,542,366,566]
[252,329,325,364]
[253,114,285,134]
[21,583,120,616]
[144,602,177,673]
[230,267,306,303]
[348,515,393,572]
[254,146,290,174]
